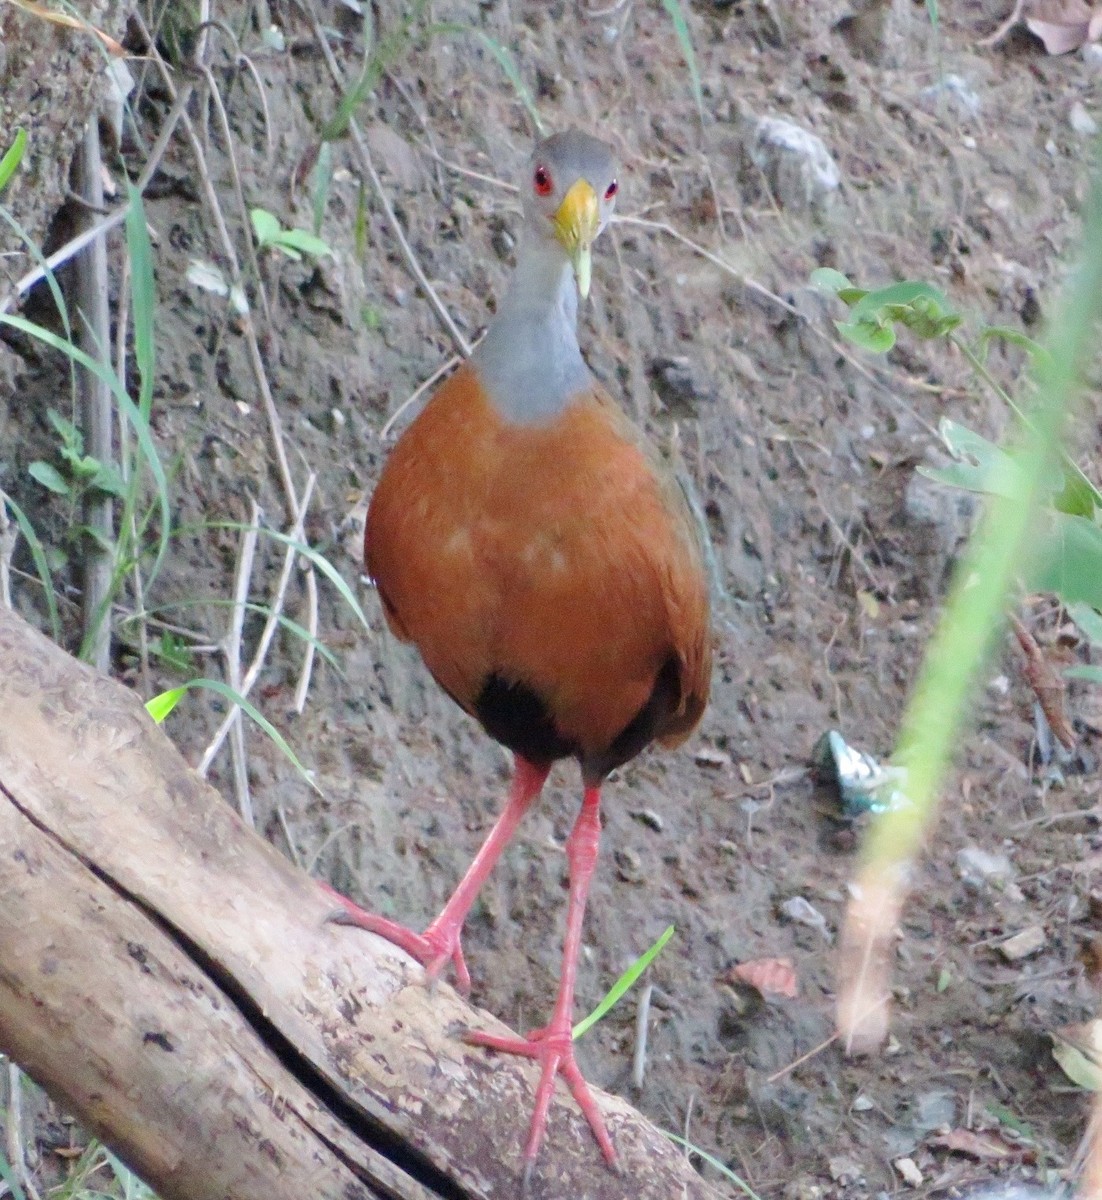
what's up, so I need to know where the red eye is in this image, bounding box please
[604,179,619,200]
[533,165,553,196]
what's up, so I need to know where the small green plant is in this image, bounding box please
[0,1136,159,1200]
[250,208,333,261]
[573,924,674,1040]
[811,268,1102,635]
[828,144,1102,1055]
[0,128,27,192]
[28,408,127,556]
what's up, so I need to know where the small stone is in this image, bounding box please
[1083,42,1102,72]
[918,74,981,120]
[894,1157,923,1187]
[1070,101,1099,136]
[829,1155,863,1184]
[630,808,664,833]
[779,896,832,943]
[852,1094,874,1112]
[491,225,515,261]
[695,746,731,769]
[998,925,1046,961]
[648,355,718,417]
[748,116,840,216]
[956,845,1014,888]
[614,847,644,884]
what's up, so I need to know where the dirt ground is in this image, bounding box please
[3,0,1102,1196]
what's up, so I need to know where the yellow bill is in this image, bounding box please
[552,178,600,299]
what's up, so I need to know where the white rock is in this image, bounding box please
[1070,101,1099,136]
[894,1157,923,1187]
[750,117,840,215]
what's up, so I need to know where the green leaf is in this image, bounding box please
[979,325,1052,368]
[250,207,282,248]
[1,492,60,640]
[1029,512,1102,608]
[0,128,27,194]
[273,228,334,259]
[1066,664,1102,683]
[849,280,949,319]
[810,267,864,303]
[936,966,952,992]
[1053,469,1100,518]
[145,678,321,793]
[837,317,895,354]
[0,315,174,588]
[1067,602,1102,647]
[146,685,187,723]
[918,418,1025,498]
[47,407,82,451]
[91,461,127,498]
[573,925,674,1040]
[1052,1035,1102,1091]
[28,460,71,495]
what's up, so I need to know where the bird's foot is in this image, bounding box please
[463,1022,618,1183]
[320,883,472,996]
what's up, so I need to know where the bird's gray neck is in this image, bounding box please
[472,233,591,424]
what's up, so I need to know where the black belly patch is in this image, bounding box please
[474,674,578,766]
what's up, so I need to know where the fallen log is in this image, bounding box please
[0,607,724,1200]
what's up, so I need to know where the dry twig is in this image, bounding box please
[73,121,114,673]
[198,474,316,777]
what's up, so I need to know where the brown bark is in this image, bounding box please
[0,607,724,1200]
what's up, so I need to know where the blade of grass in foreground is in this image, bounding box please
[573,924,673,1040]
[663,1133,763,1200]
[837,140,1102,1050]
[146,679,321,794]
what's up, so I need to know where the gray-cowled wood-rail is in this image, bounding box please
[333,130,712,1184]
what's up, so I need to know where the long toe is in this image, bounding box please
[462,1026,617,1176]
[320,884,470,995]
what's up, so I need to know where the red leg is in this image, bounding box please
[325,756,549,996]
[464,784,617,1182]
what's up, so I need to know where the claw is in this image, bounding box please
[463,1025,617,1177]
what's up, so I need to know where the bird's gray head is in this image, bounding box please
[522,130,619,299]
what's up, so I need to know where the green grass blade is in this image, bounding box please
[0,314,172,588]
[0,128,27,193]
[925,0,939,31]
[860,145,1102,882]
[0,206,71,339]
[147,677,321,794]
[659,0,704,127]
[573,924,673,1040]
[1,491,61,641]
[127,597,343,674]
[663,1133,764,1200]
[205,522,371,631]
[322,0,430,141]
[429,24,543,134]
[125,183,156,419]
[146,685,187,722]
[0,1149,28,1200]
